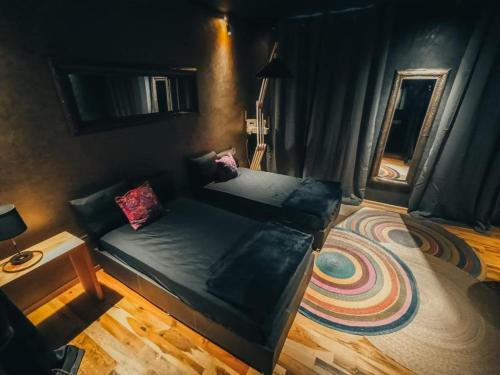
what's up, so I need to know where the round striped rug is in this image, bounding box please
[369,247,500,375]
[378,165,402,181]
[299,228,419,335]
[338,208,485,279]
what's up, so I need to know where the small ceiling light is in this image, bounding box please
[224,15,232,36]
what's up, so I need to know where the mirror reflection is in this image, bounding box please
[68,73,197,122]
[371,69,448,187]
[378,79,436,182]
[51,62,199,135]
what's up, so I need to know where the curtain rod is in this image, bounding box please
[289,4,375,19]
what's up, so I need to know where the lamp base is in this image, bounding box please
[2,250,43,273]
[10,251,34,265]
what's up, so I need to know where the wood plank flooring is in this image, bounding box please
[28,203,500,375]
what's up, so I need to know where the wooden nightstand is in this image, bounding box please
[0,231,104,301]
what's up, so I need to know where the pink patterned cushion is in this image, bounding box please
[215,154,239,182]
[115,182,163,230]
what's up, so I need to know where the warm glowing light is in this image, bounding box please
[223,15,232,36]
[214,17,232,50]
[209,15,237,122]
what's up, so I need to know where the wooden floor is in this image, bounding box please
[28,203,500,375]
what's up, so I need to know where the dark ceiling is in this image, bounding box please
[196,0,464,22]
[196,0,376,21]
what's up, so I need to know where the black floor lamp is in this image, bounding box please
[246,42,292,171]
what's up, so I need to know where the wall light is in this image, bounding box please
[224,15,232,36]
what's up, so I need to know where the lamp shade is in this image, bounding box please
[256,58,293,79]
[0,204,27,241]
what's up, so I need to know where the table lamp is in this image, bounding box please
[0,204,34,266]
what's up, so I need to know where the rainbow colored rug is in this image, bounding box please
[338,208,485,279]
[378,164,404,181]
[299,228,419,335]
[368,242,500,375]
[299,210,498,374]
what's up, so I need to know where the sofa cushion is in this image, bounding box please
[188,151,218,187]
[70,181,130,238]
[115,182,164,230]
[215,154,239,182]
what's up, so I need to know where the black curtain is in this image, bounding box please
[409,6,500,230]
[268,5,392,204]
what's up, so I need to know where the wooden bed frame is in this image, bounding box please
[93,249,314,375]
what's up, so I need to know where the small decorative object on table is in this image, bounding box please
[0,204,43,272]
[0,231,104,301]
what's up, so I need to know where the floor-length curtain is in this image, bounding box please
[409,7,500,230]
[268,6,389,203]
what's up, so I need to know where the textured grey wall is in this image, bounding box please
[0,0,268,308]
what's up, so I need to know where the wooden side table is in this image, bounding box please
[0,231,104,301]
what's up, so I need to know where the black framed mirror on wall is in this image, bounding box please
[50,61,199,135]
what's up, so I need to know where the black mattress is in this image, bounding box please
[99,198,312,345]
[203,168,342,231]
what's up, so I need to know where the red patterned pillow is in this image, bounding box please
[215,154,239,182]
[115,182,163,230]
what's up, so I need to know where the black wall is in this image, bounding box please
[0,0,268,309]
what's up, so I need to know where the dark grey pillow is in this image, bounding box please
[69,181,130,238]
[129,171,175,206]
[188,151,217,186]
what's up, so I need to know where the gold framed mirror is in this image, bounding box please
[371,69,449,187]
